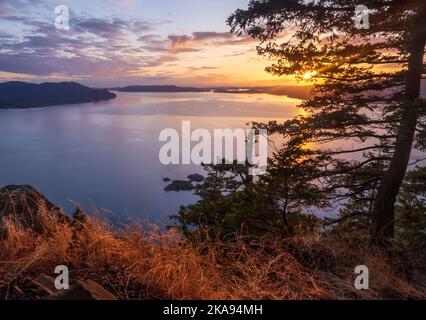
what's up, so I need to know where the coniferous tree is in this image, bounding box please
[228,0,426,244]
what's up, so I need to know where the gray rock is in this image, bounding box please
[47,280,117,300]
[188,174,204,182]
[30,274,57,296]
[164,180,194,192]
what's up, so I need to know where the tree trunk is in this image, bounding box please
[372,21,426,245]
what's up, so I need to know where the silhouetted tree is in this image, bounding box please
[172,145,327,240]
[228,0,426,245]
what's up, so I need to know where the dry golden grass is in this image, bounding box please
[0,202,425,300]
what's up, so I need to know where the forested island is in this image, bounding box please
[0,81,116,108]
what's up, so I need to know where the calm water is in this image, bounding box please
[0,92,300,225]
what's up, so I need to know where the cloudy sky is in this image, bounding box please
[0,0,293,87]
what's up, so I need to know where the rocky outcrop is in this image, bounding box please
[188,174,204,182]
[164,180,194,192]
[164,174,204,192]
[0,185,118,300]
[0,185,67,237]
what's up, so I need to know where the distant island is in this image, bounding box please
[212,86,312,100]
[0,81,116,108]
[112,85,312,100]
[0,82,313,109]
[112,85,207,93]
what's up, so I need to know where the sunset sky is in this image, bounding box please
[0,0,296,87]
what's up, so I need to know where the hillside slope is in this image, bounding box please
[0,185,425,300]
